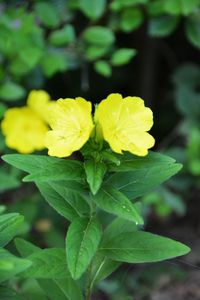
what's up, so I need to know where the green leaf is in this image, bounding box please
[186,16,200,49]
[94,60,112,77]
[0,249,31,283]
[0,103,7,119]
[106,151,182,199]
[84,160,107,195]
[79,0,106,20]
[148,15,179,37]
[53,278,84,300]
[0,286,25,300]
[163,0,200,15]
[92,186,143,224]
[120,8,143,32]
[111,0,148,11]
[41,51,68,77]
[0,171,20,192]
[66,216,102,279]
[49,25,75,46]
[83,26,115,46]
[36,182,80,221]
[19,47,43,69]
[111,48,137,66]
[0,213,24,247]
[100,231,190,263]
[90,252,120,287]
[0,82,25,101]
[21,248,69,279]
[15,238,40,257]
[34,2,60,28]
[85,45,110,61]
[2,154,84,182]
[103,217,137,243]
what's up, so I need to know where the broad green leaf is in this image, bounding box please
[49,25,75,46]
[36,182,80,221]
[84,160,107,195]
[111,48,137,66]
[2,154,84,182]
[0,82,25,101]
[103,217,137,243]
[163,0,199,15]
[34,2,60,28]
[94,60,112,77]
[66,216,102,279]
[0,205,6,214]
[120,8,143,32]
[0,171,20,192]
[100,231,190,263]
[106,151,182,199]
[0,286,25,300]
[83,26,115,46]
[21,248,69,279]
[79,0,106,20]
[89,252,120,287]
[15,239,83,300]
[0,213,24,247]
[0,249,31,283]
[50,181,90,215]
[186,16,200,49]
[15,238,40,257]
[148,15,179,37]
[92,186,144,224]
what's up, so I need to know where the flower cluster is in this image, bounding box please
[1,92,155,157]
[45,93,154,157]
[1,90,53,153]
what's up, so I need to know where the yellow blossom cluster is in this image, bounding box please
[1,92,155,157]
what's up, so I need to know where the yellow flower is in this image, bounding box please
[1,107,48,154]
[27,90,54,123]
[95,93,155,156]
[45,97,94,157]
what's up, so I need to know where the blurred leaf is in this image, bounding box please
[84,159,107,194]
[0,286,25,300]
[66,216,102,279]
[85,45,110,61]
[163,0,200,15]
[111,48,137,66]
[147,0,166,16]
[79,0,106,20]
[19,47,43,69]
[94,60,112,77]
[0,213,24,247]
[0,249,31,283]
[20,279,47,300]
[0,82,25,101]
[0,103,7,119]
[20,248,69,279]
[172,63,200,88]
[0,169,21,192]
[34,2,60,28]
[111,0,149,11]
[186,16,200,49]
[49,25,75,46]
[100,231,190,263]
[15,238,40,257]
[107,151,182,199]
[92,186,144,224]
[148,15,179,37]
[120,8,143,32]
[83,26,115,46]
[41,51,68,77]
